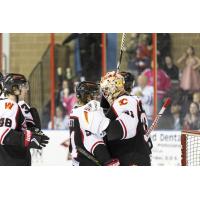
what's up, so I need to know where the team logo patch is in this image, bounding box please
[119,98,128,106]
[5,102,14,110]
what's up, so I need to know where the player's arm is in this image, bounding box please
[0,128,49,149]
[100,95,110,113]
[29,107,42,130]
[0,109,49,149]
[105,112,138,141]
[82,131,120,166]
[136,99,153,150]
[19,101,39,129]
[84,106,138,141]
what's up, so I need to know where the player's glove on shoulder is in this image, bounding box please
[24,130,49,149]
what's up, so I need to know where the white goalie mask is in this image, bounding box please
[100,71,125,105]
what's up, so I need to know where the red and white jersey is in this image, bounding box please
[69,101,113,165]
[110,95,142,139]
[0,99,25,144]
[70,104,105,157]
[18,100,34,126]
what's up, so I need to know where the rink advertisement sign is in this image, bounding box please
[151,131,182,166]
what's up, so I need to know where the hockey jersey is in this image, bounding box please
[0,98,31,166]
[105,94,151,165]
[18,100,35,127]
[69,102,113,166]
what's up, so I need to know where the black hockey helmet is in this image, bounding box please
[3,73,28,95]
[76,81,99,104]
[119,71,135,93]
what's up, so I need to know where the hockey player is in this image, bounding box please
[93,71,151,165]
[11,73,41,130]
[0,73,49,166]
[69,81,120,166]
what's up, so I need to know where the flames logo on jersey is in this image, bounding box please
[5,102,14,110]
[118,98,128,106]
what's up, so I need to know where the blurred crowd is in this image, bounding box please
[46,33,200,131]
[126,33,200,131]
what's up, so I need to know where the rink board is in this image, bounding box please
[31,130,182,166]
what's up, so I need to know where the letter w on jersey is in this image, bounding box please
[5,102,14,110]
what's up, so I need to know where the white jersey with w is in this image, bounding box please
[0,99,25,144]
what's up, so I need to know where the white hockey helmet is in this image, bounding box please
[100,71,125,104]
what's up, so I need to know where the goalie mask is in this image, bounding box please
[100,71,125,105]
[119,71,135,93]
[76,81,100,104]
[3,73,29,96]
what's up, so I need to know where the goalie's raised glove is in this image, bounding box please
[24,130,50,149]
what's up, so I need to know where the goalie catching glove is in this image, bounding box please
[24,130,49,149]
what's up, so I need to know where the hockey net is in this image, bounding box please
[181,130,200,166]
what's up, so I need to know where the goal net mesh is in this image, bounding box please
[181,130,200,166]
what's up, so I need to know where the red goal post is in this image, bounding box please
[181,130,200,166]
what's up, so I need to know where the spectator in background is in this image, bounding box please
[162,56,179,82]
[157,33,171,66]
[60,79,69,104]
[131,74,153,125]
[142,61,171,110]
[48,105,69,130]
[136,34,152,60]
[126,34,152,75]
[177,46,200,93]
[169,103,182,130]
[183,102,200,130]
[193,92,200,110]
[132,48,151,75]
[62,80,77,115]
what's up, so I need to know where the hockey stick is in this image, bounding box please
[76,146,102,166]
[117,33,127,72]
[144,97,171,141]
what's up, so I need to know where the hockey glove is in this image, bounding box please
[24,130,49,149]
[87,108,110,137]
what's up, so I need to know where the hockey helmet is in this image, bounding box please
[76,81,99,104]
[3,73,29,95]
[119,71,135,93]
[100,71,125,104]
